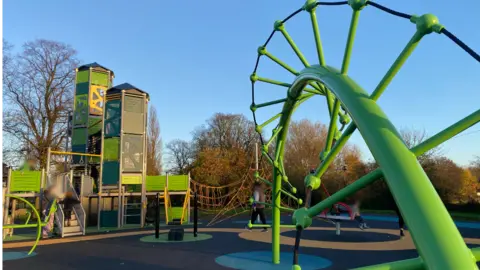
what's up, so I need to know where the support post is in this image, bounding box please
[155,192,160,239]
[335,222,341,235]
[193,192,198,237]
[118,90,125,228]
[46,147,51,186]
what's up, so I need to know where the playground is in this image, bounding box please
[3,0,480,269]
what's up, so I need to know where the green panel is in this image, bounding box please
[122,134,144,172]
[168,207,185,221]
[72,144,86,164]
[76,82,89,95]
[146,176,166,191]
[102,162,119,185]
[72,128,87,145]
[167,175,189,191]
[88,117,102,136]
[91,71,109,86]
[104,100,121,137]
[103,138,119,161]
[74,94,88,125]
[126,184,142,192]
[100,211,118,227]
[76,70,89,84]
[124,96,144,113]
[123,111,144,134]
[122,174,142,184]
[10,171,42,192]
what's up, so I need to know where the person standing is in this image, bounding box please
[246,182,268,232]
[41,187,56,239]
[386,189,405,237]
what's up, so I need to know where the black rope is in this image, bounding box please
[441,28,480,63]
[367,1,411,19]
[282,8,303,24]
[317,1,348,6]
[263,30,276,48]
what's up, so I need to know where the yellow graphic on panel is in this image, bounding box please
[89,85,106,115]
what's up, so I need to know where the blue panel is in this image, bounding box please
[102,161,119,185]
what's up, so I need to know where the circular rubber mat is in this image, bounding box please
[3,251,37,261]
[216,251,331,270]
[140,233,212,243]
[281,229,400,243]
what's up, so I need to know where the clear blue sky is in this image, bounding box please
[4,0,479,166]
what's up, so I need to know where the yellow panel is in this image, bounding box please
[122,174,142,184]
[89,85,107,115]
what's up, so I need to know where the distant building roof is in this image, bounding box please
[107,83,149,100]
[77,62,114,76]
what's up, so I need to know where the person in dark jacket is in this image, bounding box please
[58,192,80,227]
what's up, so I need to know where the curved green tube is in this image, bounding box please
[4,194,42,255]
[280,65,476,269]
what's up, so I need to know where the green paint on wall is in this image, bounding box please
[88,117,102,136]
[168,175,189,191]
[91,72,109,86]
[100,211,118,227]
[77,71,89,83]
[10,171,42,192]
[72,128,87,145]
[74,94,88,125]
[103,138,119,161]
[102,162,119,185]
[104,100,121,137]
[76,82,89,95]
[146,175,166,191]
[168,207,187,221]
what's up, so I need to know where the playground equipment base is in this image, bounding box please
[168,228,184,241]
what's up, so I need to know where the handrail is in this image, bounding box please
[2,194,42,255]
[180,189,191,224]
[164,187,169,223]
[66,173,86,235]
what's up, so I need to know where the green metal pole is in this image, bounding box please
[272,173,282,264]
[353,257,424,270]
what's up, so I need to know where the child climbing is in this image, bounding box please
[246,181,268,232]
[58,192,81,227]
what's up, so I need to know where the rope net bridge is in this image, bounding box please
[250,0,479,269]
[192,167,300,227]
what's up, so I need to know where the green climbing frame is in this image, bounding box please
[250,0,480,269]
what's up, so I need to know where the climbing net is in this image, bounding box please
[250,0,479,269]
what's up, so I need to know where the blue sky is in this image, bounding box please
[4,0,479,166]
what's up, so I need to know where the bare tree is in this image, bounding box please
[166,139,193,175]
[3,39,79,168]
[146,105,162,175]
[399,127,441,164]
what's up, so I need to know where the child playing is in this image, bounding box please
[58,192,80,227]
[246,182,268,232]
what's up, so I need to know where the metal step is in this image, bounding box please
[63,231,83,237]
[63,225,81,234]
[69,219,78,226]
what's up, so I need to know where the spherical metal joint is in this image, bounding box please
[292,208,312,229]
[250,103,257,112]
[262,145,269,154]
[274,160,279,168]
[283,175,289,182]
[250,73,258,83]
[249,197,254,205]
[274,20,284,31]
[248,221,253,229]
[339,113,351,125]
[255,124,262,133]
[257,46,267,55]
[304,174,321,190]
[410,14,444,36]
[303,0,317,12]
[254,171,260,179]
[291,187,297,194]
[297,198,303,205]
[348,0,367,11]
